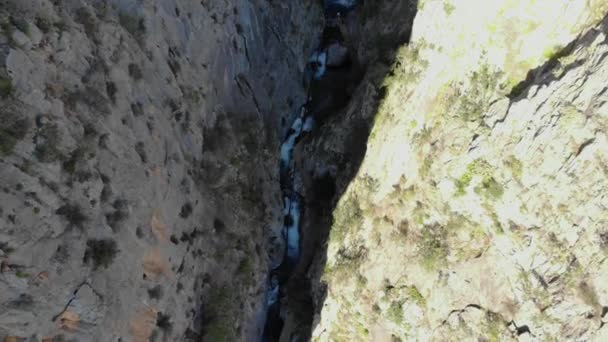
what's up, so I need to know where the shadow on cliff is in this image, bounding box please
[282,0,419,340]
[508,13,608,100]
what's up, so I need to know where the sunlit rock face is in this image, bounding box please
[309,0,608,341]
[0,0,322,340]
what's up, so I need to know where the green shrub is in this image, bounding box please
[474,176,504,200]
[203,286,234,341]
[35,16,52,33]
[106,210,128,232]
[128,63,143,80]
[15,270,30,278]
[0,242,14,254]
[148,285,163,300]
[443,2,455,15]
[84,238,118,269]
[238,257,254,275]
[62,147,87,174]
[505,156,523,181]
[56,204,88,229]
[486,312,502,342]
[455,159,501,198]
[53,20,67,33]
[156,312,172,332]
[323,247,366,285]
[179,202,193,218]
[577,281,600,310]
[387,300,404,324]
[407,286,426,306]
[0,111,29,155]
[1,19,18,47]
[1,19,13,37]
[119,13,145,38]
[237,257,255,287]
[75,7,97,38]
[456,64,501,121]
[330,194,363,242]
[0,75,13,98]
[135,141,147,163]
[35,124,62,162]
[420,225,448,271]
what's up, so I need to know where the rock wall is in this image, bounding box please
[0,0,322,341]
[309,0,608,341]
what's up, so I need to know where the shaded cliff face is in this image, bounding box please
[310,0,608,341]
[0,0,321,341]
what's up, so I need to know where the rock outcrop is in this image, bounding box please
[309,0,608,341]
[0,0,322,340]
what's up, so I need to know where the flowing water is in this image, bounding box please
[261,1,358,341]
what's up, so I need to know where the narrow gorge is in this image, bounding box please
[2,0,608,341]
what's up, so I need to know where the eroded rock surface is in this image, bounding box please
[307,0,608,341]
[0,0,322,340]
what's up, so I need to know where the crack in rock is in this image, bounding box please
[51,280,103,322]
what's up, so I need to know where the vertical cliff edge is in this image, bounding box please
[0,0,322,340]
[309,0,608,341]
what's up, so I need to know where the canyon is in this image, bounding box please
[1,0,608,341]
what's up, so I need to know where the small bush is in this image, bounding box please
[106,82,117,103]
[84,238,118,269]
[0,111,29,155]
[0,75,13,98]
[455,159,498,197]
[203,286,234,341]
[407,286,426,306]
[63,87,111,115]
[135,141,147,163]
[15,270,30,278]
[505,156,523,181]
[420,224,448,271]
[330,194,363,242]
[119,13,145,40]
[105,210,128,232]
[485,312,502,342]
[323,247,366,285]
[62,147,87,174]
[387,300,403,324]
[0,242,15,254]
[128,64,143,80]
[443,2,455,15]
[56,204,88,229]
[131,102,144,116]
[148,285,163,300]
[35,16,52,33]
[34,124,62,162]
[213,218,226,232]
[75,7,97,38]
[179,202,193,218]
[456,64,501,121]
[1,19,14,41]
[578,281,600,311]
[156,312,173,332]
[474,176,504,200]
[237,258,254,286]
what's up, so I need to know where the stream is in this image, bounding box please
[261,1,358,341]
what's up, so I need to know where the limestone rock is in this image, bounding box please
[308,0,608,341]
[0,0,322,340]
